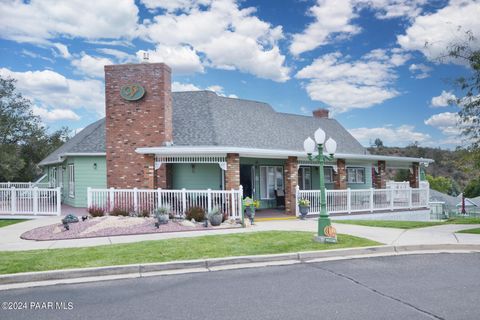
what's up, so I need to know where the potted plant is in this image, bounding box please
[243,197,260,223]
[298,198,310,219]
[208,207,223,226]
[154,206,170,226]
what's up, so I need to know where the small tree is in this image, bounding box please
[374,138,384,148]
[464,178,480,198]
[426,174,454,195]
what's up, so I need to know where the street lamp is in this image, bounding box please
[303,128,338,243]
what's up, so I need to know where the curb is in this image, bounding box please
[1,244,480,287]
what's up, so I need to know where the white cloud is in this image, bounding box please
[424,112,461,135]
[431,90,456,107]
[0,68,104,115]
[295,49,408,113]
[290,0,360,56]
[172,81,236,97]
[137,45,204,74]
[32,106,80,121]
[140,0,289,81]
[356,0,426,20]
[141,0,210,12]
[397,0,480,62]
[0,0,139,45]
[96,48,132,62]
[71,53,113,78]
[408,63,431,79]
[349,125,431,146]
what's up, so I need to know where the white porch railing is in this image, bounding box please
[296,186,430,216]
[0,187,61,216]
[0,182,51,189]
[88,187,244,219]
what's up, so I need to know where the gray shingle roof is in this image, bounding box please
[429,189,458,208]
[40,91,365,165]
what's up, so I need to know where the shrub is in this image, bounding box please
[140,209,150,218]
[298,198,310,206]
[154,206,169,218]
[110,207,130,216]
[186,206,205,222]
[88,206,105,217]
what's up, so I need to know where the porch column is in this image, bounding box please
[284,156,298,215]
[410,162,419,188]
[376,160,387,189]
[155,165,169,189]
[334,159,347,189]
[225,153,240,190]
[143,154,156,189]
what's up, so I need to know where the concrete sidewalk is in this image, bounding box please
[0,217,479,251]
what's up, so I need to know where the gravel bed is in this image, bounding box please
[21,216,240,241]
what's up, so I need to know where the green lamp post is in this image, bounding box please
[303,128,338,243]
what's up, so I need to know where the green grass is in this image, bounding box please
[334,217,480,229]
[457,228,480,234]
[0,231,379,275]
[0,219,27,228]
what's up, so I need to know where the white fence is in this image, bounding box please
[0,187,61,216]
[296,186,429,216]
[88,187,244,219]
[0,182,51,189]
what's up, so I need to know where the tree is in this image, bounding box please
[464,178,480,198]
[426,174,455,195]
[394,169,410,182]
[373,138,384,148]
[0,76,69,182]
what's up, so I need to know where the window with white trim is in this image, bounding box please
[68,164,75,198]
[347,167,365,184]
[298,167,312,190]
[260,166,284,199]
[324,166,334,183]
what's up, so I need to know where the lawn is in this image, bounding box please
[0,231,379,274]
[0,219,26,228]
[333,217,480,229]
[457,228,480,234]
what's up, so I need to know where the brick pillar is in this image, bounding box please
[376,160,387,189]
[284,156,298,215]
[143,154,156,189]
[410,162,419,188]
[334,159,347,189]
[225,153,240,190]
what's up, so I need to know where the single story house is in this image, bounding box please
[39,62,433,214]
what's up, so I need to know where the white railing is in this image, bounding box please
[0,181,52,189]
[296,186,429,216]
[88,187,244,219]
[0,187,61,216]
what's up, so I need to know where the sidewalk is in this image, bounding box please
[0,218,479,251]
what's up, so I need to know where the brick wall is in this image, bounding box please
[376,160,387,189]
[105,63,172,189]
[284,156,298,215]
[334,159,347,189]
[409,162,419,188]
[225,153,240,190]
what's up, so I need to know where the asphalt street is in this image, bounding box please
[1,253,479,320]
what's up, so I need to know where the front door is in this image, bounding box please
[240,165,255,198]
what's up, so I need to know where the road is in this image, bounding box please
[1,253,479,320]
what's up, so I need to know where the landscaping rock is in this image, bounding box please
[181,220,196,228]
[62,214,79,223]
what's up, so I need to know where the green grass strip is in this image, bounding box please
[0,219,27,228]
[457,228,480,234]
[333,220,444,229]
[0,231,379,275]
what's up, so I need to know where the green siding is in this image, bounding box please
[171,163,222,190]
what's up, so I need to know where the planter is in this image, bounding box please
[245,206,254,218]
[157,215,169,225]
[209,214,223,226]
[299,205,310,219]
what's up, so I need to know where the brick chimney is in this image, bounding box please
[312,108,329,118]
[104,63,172,189]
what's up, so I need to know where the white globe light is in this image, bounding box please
[303,137,316,154]
[325,138,337,154]
[314,128,326,144]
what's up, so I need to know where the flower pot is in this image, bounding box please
[157,214,169,225]
[209,214,223,226]
[245,206,254,218]
[299,205,310,219]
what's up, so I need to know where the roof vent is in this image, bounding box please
[312,108,329,118]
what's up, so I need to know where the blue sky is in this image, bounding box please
[0,0,479,148]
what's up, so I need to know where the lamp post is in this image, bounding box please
[303,128,337,243]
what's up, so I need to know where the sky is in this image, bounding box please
[0,0,479,149]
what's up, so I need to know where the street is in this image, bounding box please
[1,253,479,320]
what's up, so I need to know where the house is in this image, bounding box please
[39,62,433,214]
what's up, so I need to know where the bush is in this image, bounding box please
[109,207,130,217]
[88,206,105,217]
[140,209,150,218]
[186,206,205,222]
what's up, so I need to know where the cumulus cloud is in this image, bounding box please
[431,90,456,107]
[32,106,80,121]
[356,0,426,20]
[137,45,204,74]
[172,81,237,97]
[349,125,430,147]
[424,112,461,136]
[71,53,113,78]
[408,63,431,79]
[0,68,104,115]
[139,0,289,81]
[397,0,480,62]
[295,48,409,113]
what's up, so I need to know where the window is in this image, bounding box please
[51,167,57,187]
[260,166,284,199]
[68,164,75,198]
[347,167,365,184]
[298,167,312,190]
[324,167,334,183]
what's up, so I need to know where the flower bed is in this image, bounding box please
[21,216,240,241]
